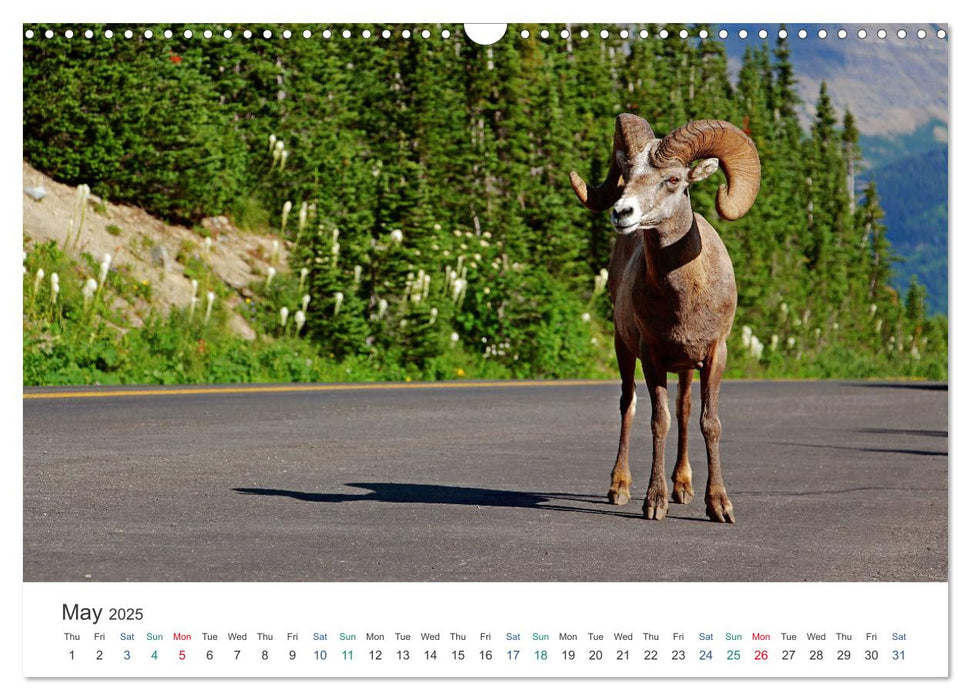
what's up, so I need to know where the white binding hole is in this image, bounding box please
[699,29,708,39]
[937,29,946,39]
[599,30,608,39]
[363,30,372,39]
[620,29,629,39]
[818,29,827,39]
[837,29,847,39]
[659,29,669,39]
[402,29,411,38]
[283,29,292,39]
[779,28,788,39]
[264,29,273,39]
[421,29,430,39]
[243,30,252,39]
[342,29,352,39]
[223,30,232,39]
[184,30,193,39]
[323,30,331,39]
[758,29,768,39]
[738,29,748,39]
[302,30,311,38]
[578,29,587,39]
[798,29,808,39]
[679,29,688,39]
[382,30,390,39]
[24,29,33,39]
[203,29,212,39]
[520,29,529,38]
[639,29,648,39]
[917,29,926,39]
[104,29,112,38]
[164,30,173,39]
[144,29,153,39]
[442,30,450,39]
[858,29,867,39]
[64,29,74,38]
[877,29,887,39]
[560,29,570,39]
[540,29,549,39]
[44,29,53,38]
[124,30,133,39]
[84,29,93,39]
[465,24,506,45]
[897,29,907,39]
[718,29,728,39]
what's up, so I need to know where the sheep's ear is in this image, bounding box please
[688,157,719,183]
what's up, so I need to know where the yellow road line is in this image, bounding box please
[23,379,613,400]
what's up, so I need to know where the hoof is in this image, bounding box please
[672,480,694,505]
[705,492,735,523]
[642,483,669,520]
[608,489,630,506]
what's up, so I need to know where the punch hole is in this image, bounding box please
[184,30,193,39]
[560,29,570,39]
[363,30,372,39]
[937,29,946,39]
[639,29,648,39]
[85,29,93,39]
[224,30,233,39]
[283,30,292,39]
[144,30,153,39]
[520,30,529,39]
[619,29,628,39]
[382,30,391,39]
[124,30,133,39]
[818,29,827,39]
[24,29,33,39]
[464,24,506,45]
[699,29,708,39]
[798,29,807,39]
[540,29,550,39]
[897,29,906,39]
[264,30,273,39]
[164,30,173,39]
[442,30,450,39]
[877,29,887,39]
[323,30,332,39]
[858,29,867,39]
[837,29,847,39]
[917,29,926,39]
[243,30,252,39]
[342,29,352,39]
[679,29,688,39]
[45,29,53,38]
[64,29,74,38]
[659,29,669,39]
[779,29,788,39]
[758,29,767,39]
[718,30,728,39]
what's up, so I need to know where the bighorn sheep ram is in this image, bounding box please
[570,115,760,523]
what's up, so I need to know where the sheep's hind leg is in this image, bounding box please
[642,359,670,520]
[608,337,637,505]
[700,340,734,523]
[671,370,694,504]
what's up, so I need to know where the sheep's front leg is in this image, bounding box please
[642,360,670,520]
[671,370,694,504]
[608,336,637,505]
[700,340,734,523]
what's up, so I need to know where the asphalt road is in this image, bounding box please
[23,379,947,582]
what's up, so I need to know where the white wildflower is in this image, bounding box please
[377,298,388,318]
[333,291,344,316]
[280,306,289,327]
[302,294,311,313]
[82,278,97,305]
[98,257,110,285]
[449,331,459,346]
[268,134,277,152]
[33,268,45,296]
[787,336,796,349]
[294,310,306,332]
[205,291,216,323]
[266,266,276,289]
[869,303,877,317]
[770,334,779,351]
[353,265,362,285]
[581,312,591,322]
[298,201,308,232]
[429,307,438,324]
[299,267,309,291]
[390,229,403,245]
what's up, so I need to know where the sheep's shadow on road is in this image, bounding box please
[233,483,677,521]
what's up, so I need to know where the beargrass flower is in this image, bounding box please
[99,254,111,285]
[429,307,438,324]
[353,265,362,285]
[302,294,311,314]
[268,134,277,152]
[33,268,45,297]
[450,331,459,346]
[294,310,306,332]
[204,291,215,323]
[298,201,308,233]
[266,266,276,289]
[333,291,344,316]
[281,201,292,232]
[82,278,97,306]
[581,312,591,322]
[280,306,289,327]
[390,229,403,245]
[376,298,388,318]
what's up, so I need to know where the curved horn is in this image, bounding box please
[652,119,761,221]
[570,113,655,213]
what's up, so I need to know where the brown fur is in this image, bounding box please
[574,116,759,523]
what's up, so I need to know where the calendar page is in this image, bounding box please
[18,3,954,694]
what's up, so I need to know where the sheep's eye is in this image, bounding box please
[667,176,680,185]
